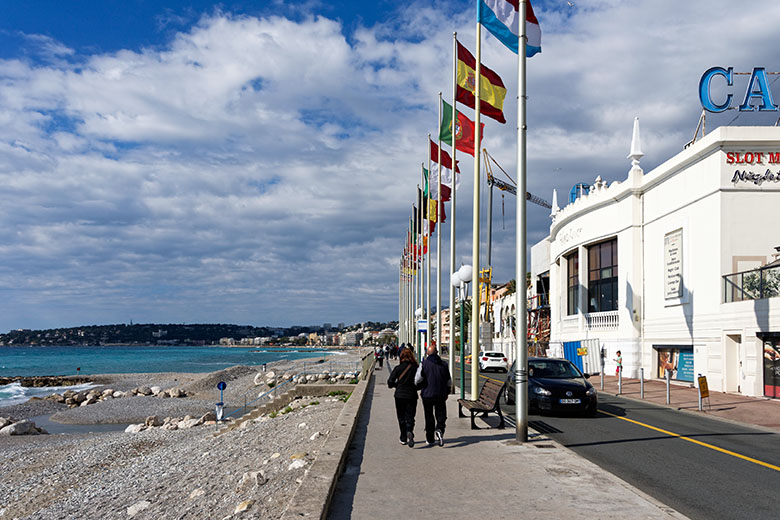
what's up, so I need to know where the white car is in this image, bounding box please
[478,351,508,372]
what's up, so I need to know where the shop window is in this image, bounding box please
[759,333,780,398]
[566,252,578,315]
[587,239,618,312]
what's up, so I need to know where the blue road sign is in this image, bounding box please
[217,381,227,390]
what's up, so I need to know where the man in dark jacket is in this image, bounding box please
[415,344,451,446]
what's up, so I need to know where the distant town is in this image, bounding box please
[0,321,398,347]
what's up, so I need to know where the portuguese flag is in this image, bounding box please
[439,99,483,157]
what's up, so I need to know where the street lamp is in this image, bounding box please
[414,307,424,359]
[452,265,472,399]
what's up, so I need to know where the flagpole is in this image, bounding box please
[425,148,431,358]
[471,15,483,400]
[449,32,458,393]
[408,217,413,346]
[436,94,443,366]
[516,0,530,443]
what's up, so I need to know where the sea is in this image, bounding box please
[0,345,346,407]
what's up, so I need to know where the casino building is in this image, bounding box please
[537,121,780,398]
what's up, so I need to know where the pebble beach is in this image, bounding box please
[0,354,362,519]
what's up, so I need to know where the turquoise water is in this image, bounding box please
[0,345,344,406]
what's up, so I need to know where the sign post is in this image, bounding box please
[697,374,710,411]
[216,381,227,424]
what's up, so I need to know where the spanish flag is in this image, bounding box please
[456,40,507,124]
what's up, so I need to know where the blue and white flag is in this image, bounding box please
[479,0,542,57]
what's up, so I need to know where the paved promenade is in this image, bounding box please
[327,361,685,520]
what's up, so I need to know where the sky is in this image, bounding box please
[2,0,780,331]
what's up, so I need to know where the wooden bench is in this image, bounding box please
[457,379,506,429]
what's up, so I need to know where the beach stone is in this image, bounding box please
[253,373,265,386]
[235,470,267,493]
[72,392,86,404]
[265,371,276,380]
[102,388,114,396]
[113,390,124,398]
[288,459,306,470]
[309,431,321,441]
[290,452,307,460]
[189,488,205,499]
[125,424,145,433]
[297,422,306,428]
[145,416,162,427]
[0,420,37,436]
[138,386,153,396]
[270,452,281,459]
[234,500,254,514]
[0,417,11,429]
[199,411,216,423]
[150,386,162,395]
[127,500,151,517]
[178,418,200,429]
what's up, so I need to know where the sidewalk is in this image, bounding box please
[327,362,686,520]
[594,374,780,432]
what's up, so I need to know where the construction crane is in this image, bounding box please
[482,148,551,271]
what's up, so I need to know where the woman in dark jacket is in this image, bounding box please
[387,347,419,447]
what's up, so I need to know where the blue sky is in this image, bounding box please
[2,0,780,331]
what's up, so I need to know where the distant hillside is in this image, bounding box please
[0,321,396,346]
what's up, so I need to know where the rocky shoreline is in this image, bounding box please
[0,355,362,519]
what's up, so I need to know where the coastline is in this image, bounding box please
[0,352,364,519]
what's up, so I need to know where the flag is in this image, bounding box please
[429,140,460,201]
[429,197,447,224]
[456,41,507,124]
[439,99,483,157]
[478,0,542,57]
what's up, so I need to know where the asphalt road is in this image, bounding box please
[453,360,780,520]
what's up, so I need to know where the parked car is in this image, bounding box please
[478,351,508,372]
[504,357,597,417]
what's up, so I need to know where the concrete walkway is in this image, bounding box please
[327,361,686,520]
[594,374,780,432]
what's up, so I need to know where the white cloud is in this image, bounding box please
[2,1,780,329]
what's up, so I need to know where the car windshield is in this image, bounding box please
[529,360,582,379]
[485,353,505,358]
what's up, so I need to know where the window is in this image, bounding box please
[566,252,578,315]
[588,239,618,312]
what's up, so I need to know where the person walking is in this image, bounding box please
[415,344,451,447]
[375,346,384,369]
[388,347,419,447]
[614,350,623,377]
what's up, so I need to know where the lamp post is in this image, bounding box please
[458,264,474,397]
[452,264,472,399]
[415,307,424,360]
[451,271,462,397]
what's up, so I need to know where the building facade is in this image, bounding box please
[543,124,780,398]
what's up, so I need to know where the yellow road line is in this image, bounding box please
[598,409,780,472]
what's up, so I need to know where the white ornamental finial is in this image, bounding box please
[550,188,559,217]
[628,116,643,167]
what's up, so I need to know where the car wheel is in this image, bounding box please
[504,386,514,405]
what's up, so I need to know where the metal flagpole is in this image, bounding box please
[471,17,483,399]
[449,32,458,390]
[425,141,432,357]
[516,0,530,443]
[436,95,443,361]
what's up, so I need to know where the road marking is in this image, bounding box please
[598,409,780,473]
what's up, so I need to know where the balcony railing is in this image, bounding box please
[723,263,780,303]
[585,310,619,330]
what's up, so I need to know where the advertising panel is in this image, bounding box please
[763,340,780,398]
[655,345,694,382]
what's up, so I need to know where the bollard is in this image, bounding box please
[618,365,622,395]
[600,346,605,391]
[640,367,644,399]
[666,369,671,404]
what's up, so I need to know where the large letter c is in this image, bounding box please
[699,67,733,113]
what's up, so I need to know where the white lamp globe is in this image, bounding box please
[458,264,473,283]
[415,307,423,318]
[451,272,462,287]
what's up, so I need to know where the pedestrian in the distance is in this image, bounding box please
[614,350,622,377]
[388,347,419,447]
[415,344,451,447]
[375,346,384,369]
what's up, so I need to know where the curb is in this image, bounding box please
[280,368,373,519]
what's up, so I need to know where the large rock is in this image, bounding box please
[0,417,11,429]
[125,424,146,433]
[0,420,39,436]
[178,418,200,429]
[145,416,162,427]
[138,386,153,396]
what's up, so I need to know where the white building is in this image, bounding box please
[540,122,780,398]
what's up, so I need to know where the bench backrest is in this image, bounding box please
[477,379,505,407]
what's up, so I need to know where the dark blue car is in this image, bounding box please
[504,357,597,417]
